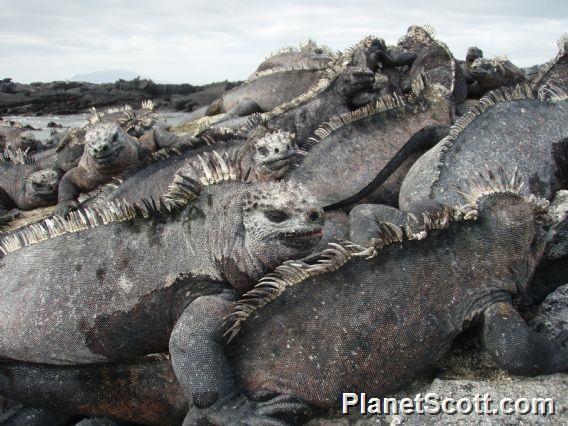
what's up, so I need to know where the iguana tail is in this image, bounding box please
[324,125,449,210]
[0,357,185,426]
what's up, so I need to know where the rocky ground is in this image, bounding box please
[0,77,241,115]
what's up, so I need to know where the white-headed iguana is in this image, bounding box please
[0,151,325,424]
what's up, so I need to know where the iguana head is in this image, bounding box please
[252,130,298,180]
[242,181,324,270]
[335,66,375,98]
[84,123,136,167]
[18,131,40,151]
[23,169,60,206]
[469,58,505,81]
[299,40,334,65]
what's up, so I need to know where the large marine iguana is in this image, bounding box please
[397,25,467,116]
[399,84,568,214]
[285,74,452,208]
[0,152,324,423]
[250,40,336,77]
[2,175,566,426]
[103,127,298,205]
[531,34,568,92]
[55,122,199,214]
[0,148,60,226]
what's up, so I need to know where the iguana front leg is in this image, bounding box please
[482,301,568,375]
[54,168,82,216]
[169,292,311,425]
[0,194,20,228]
[138,128,198,153]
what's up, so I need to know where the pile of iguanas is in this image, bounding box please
[0,27,567,426]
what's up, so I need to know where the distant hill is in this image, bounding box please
[69,70,152,84]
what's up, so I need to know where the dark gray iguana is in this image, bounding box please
[0,152,325,424]
[102,127,298,205]
[285,74,452,209]
[2,174,567,425]
[531,34,568,93]
[397,25,467,116]
[399,83,568,214]
[55,122,199,215]
[0,147,60,227]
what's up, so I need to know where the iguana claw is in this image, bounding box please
[183,393,311,426]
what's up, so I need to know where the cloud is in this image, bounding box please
[1,0,566,83]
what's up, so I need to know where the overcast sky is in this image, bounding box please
[1,0,567,84]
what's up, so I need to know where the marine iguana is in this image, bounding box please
[397,25,467,116]
[34,101,160,174]
[285,74,452,208]
[0,147,59,226]
[2,175,566,426]
[531,33,568,92]
[0,151,324,423]
[399,83,568,214]
[250,40,336,77]
[466,56,526,98]
[102,127,298,205]
[55,122,199,214]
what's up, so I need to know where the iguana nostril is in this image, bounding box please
[274,148,279,154]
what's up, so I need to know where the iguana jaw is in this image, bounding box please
[276,226,323,250]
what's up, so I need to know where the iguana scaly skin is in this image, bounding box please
[531,34,568,93]
[398,25,467,116]
[3,182,565,426]
[204,68,328,118]
[285,74,452,208]
[56,123,198,214]
[0,148,59,226]
[0,152,324,423]
[399,84,568,214]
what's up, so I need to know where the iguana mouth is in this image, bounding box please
[278,227,323,250]
[93,145,124,161]
[261,154,295,170]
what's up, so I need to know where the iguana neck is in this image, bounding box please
[188,184,265,291]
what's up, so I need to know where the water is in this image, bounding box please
[3,112,195,141]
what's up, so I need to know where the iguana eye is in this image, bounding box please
[257,146,269,156]
[112,133,118,142]
[264,210,290,223]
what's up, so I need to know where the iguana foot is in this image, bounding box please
[0,209,20,227]
[183,393,312,426]
[54,201,80,217]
